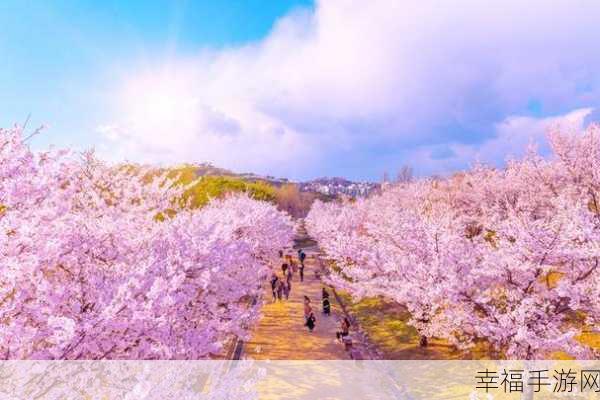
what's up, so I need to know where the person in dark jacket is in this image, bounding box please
[299,249,306,266]
[322,288,331,315]
[322,297,331,315]
[305,310,316,332]
[270,274,278,301]
[298,257,305,282]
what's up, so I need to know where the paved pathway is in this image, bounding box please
[243,226,349,360]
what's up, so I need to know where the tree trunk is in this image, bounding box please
[419,335,428,347]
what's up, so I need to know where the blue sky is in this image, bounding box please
[0,0,312,148]
[1,1,599,181]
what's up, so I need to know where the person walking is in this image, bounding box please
[270,274,279,301]
[322,288,331,315]
[281,262,288,276]
[336,317,350,341]
[283,280,291,300]
[303,295,311,307]
[298,258,305,282]
[303,296,311,317]
[305,309,316,332]
[299,249,306,267]
[276,278,284,301]
[303,297,315,332]
[322,297,331,316]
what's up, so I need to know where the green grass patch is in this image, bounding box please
[337,292,487,359]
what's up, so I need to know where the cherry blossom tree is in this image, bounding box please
[307,124,600,359]
[0,127,293,359]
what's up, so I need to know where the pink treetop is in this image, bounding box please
[0,127,293,359]
[307,124,600,359]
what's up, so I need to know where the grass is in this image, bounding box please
[581,330,600,348]
[336,292,485,359]
[336,292,600,360]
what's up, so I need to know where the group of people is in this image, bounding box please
[303,288,331,332]
[273,248,352,344]
[271,248,307,301]
[270,272,291,301]
[304,289,350,346]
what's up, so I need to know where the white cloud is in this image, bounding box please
[404,108,594,175]
[98,0,600,180]
[476,108,593,162]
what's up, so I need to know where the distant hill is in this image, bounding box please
[189,163,379,199]
[154,162,381,218]
[194,163,236,177]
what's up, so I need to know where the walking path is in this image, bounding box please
[227,225,418,399]
[242,225,350,360]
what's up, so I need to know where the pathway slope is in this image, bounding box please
[243,227,349,360]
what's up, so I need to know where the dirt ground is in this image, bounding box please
[243,247,349,360]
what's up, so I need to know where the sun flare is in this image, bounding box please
[120,73,200,130]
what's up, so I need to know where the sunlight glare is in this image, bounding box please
[121,72,200,131]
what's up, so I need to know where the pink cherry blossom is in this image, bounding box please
[307,124,600,359]
[0,127,293,359]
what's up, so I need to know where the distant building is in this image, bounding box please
[298,177,379,198]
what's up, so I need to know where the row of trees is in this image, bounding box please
[0,127,294,359]
[273,183,325,218]
[306,125,600,359]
